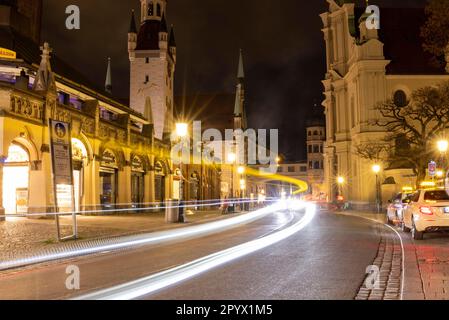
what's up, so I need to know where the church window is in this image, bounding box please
[148,2,154,16]
[145,75,149,83]
[157,3,161,16]
[145,57,149,64]
[313,145,319,153]
[393,90,408,108]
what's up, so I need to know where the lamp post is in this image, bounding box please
[337,176,344,200]
[372,164,381,214]
[175,123,188,203]
[227,152,236,202]
[437,140,448,176]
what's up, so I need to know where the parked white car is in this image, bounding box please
[386,192,412,225]
[402,189,449,240]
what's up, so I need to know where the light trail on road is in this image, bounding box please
[0,201,283,271]
[75,200,316,300]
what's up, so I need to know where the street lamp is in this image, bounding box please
[437,140,449,177]
[175,122,188,205]
[437,140,449,153]
[372,164,381,213]
[337,176,344,201]
[227,152,236,202]
[175,123,188,139]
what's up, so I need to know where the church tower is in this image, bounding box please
[234,49,246,131]
[128,0,176,140]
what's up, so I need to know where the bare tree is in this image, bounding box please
[421,0,449,70]
[354,142,389,163]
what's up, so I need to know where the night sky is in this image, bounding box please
[42,0,428,161]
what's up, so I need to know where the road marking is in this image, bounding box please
[383,223,405,301]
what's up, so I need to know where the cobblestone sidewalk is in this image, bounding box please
[0,210,236,260]
[355,225,402,300]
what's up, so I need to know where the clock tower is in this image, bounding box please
[128,0,176,140]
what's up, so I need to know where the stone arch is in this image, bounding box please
[154,157,170,175]
[9,136,38,163]
[130,153,150,173]
[99,143,126,170]
[72,132,93,162]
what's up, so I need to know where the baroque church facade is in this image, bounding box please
[320,1,449,209]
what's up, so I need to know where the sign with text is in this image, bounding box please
[428,161,437,177]
[0,47,16,60]
[50,120,73,185]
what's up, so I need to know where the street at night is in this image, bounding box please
[2,0,449,314]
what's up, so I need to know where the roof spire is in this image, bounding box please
[105,57,112,94]
[237,49,245,79]
[160,13,168,33]
[234,49,245,120]
[129,10,137,34]
[169,24,176,47]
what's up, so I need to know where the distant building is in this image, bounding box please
[174,50,248,202]
[306,120,326,200]
[320,2,449,209]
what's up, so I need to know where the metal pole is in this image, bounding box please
[376,174,380,214]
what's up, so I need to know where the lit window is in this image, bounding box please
[148,2,154,16]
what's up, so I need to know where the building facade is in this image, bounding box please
[0,1,179,219]
[306,121,326,200]
[320,1,449,209]
[128,0,176,141]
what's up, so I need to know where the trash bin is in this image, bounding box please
[165,199,180,223]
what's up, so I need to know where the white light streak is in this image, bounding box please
[0,202,283,271]
[75,201,316,300]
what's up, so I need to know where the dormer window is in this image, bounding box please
[157,3,161,16]
[148,2,154,16]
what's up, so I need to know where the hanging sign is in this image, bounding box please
[50,120,73,185]
[429,161,437,177]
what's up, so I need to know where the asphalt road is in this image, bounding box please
[0,209,383,300]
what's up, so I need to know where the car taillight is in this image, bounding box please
[420,206,433,215]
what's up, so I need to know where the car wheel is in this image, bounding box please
[412,221,424,240]
[402,221,411,233]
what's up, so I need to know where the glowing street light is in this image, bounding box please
[372,164,381,213]
[227,152,236,164]
[372,164,381,174]
[175,122,188,138]
[237,166,245,174]
[438,140,449,153]
[337,176,345,185]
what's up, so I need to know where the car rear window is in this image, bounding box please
[424,190,449,201]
